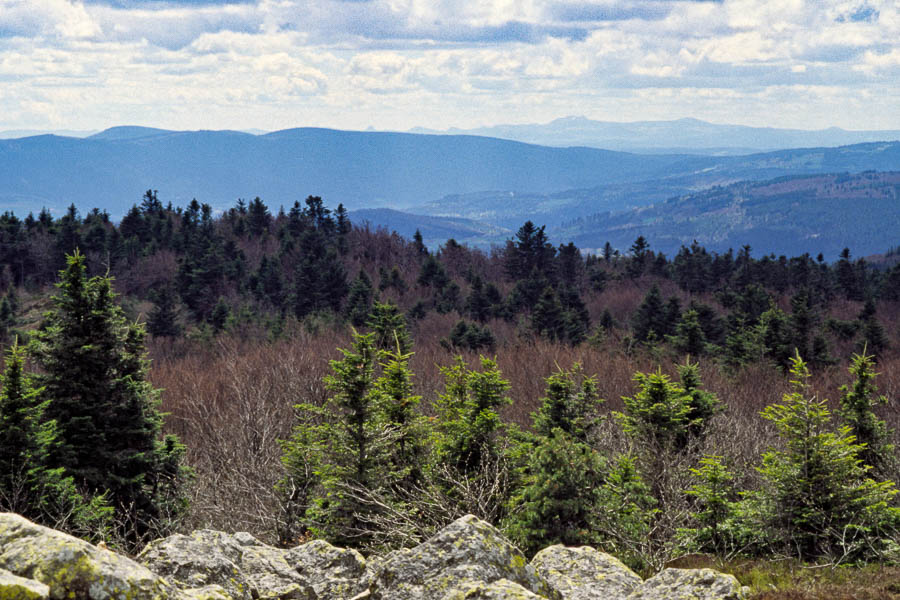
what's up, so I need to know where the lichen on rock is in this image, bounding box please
[530,545,642,600]
[368,515,557,600]
[0,512,176,600]
[0,567,50,600]
[626,568,747,600]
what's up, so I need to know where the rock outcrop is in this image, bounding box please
[530,545,643,600]
[0,512,177,600]
[626,568,746,600]
[0,512,748,600]
[367,514,557,600]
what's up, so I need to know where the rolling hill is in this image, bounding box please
[555,171,900,258]
[2,127,899,222]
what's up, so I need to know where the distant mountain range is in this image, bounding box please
[359,172,900,258]
[2,126,899,221]
[556,171,900,258]
[1,126,899,258]
[410,116,900,155]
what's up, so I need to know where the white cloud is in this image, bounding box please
[0,0,898,131]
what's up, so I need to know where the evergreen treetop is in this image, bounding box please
[28,252,189,544]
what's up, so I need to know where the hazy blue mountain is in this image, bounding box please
[1,127,898,227]
[87,126,178,141]
[415,142,900,228]
[554,172,900,258]
[349,208,511,249]
[0,129,98,139]
[0,127,707,217]
[411,116,900,154]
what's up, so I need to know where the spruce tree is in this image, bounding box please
[532,364,603,442]
[367,301,413,354]
[146,285,181,338]
[0,342,111,534]
[753,353,899,561]
[433,357,511,476]
[504,429,606,556]
[345,270,374,327]
[29,252,189,542]
[839,350,895,479]
[671,309,707,356]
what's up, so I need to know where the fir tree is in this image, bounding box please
[433,357,511,476]
[345,270,374,327]
[146,284,182,338]
[671,309,707,356]
[504,429,606,556]
[0,342,112,535]
[631,285,667,343]
[532,364,603,442]
[29,252,189,543]
[531,286,565,341]
[753,353,899,561]
[367,301,413,355]
[839,350,895,479]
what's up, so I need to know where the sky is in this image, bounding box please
[1,0,898,133]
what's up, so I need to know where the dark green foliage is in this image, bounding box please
[836,248,865,301]
[558,285,591,345]
[631,284,668,343]
[671,309,707,356]
[681,456,744,556]
[28,253,190,543]
[246,197,271,237]
[0,342,112,535]
[250,255,286,309]
[505,221,555,282]
[752,353,899,561]
[281,332,428,550]
[757,306,794,370]
[504,429,606,556]
[627,235,650,279]
[378,266,407,295]
[532,364,603,442]
[599,308,615,331]
[146,285,182,338]
[345,270,374,327]
[465,276,492,322]
[556,242,583,288]
[587,264,608,292]
[432,357,511,476]
[0,293,15,341]
[291,233,348,319]
[839,351,895,479]
[434,281,461,314]
[789,289,815,360]
[367,301,413,354]
[618,361,719,452]
[673,241,713,294]
[531,286,566,341]
[857,299,889,357]
[443,320,494,352]
[291,332,382,546]
[593,455,658,569]
[417,254,450,289]
[678,360,721,439]
[209,296,230,333]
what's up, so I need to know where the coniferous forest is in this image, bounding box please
[1,192,899,597]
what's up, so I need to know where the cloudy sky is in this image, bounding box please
[1,0,898,133]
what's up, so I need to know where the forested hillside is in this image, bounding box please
[1,192,899,597]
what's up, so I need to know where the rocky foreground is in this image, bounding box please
[0,512,747,600]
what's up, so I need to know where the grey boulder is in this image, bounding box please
[368,515,556,600]
[530,545,642,600]
[627,568,747,600]
[0,512,177,600]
